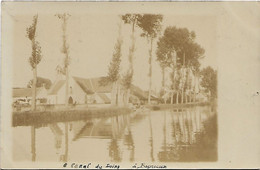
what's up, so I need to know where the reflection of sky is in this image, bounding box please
[12,106,216,162]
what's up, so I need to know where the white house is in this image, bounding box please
[13,87,48,105]
[47,76,116,105]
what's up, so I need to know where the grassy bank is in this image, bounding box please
[147,102,212,111]
[13,107,131,127]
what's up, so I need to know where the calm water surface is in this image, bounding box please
[13,105,217,162]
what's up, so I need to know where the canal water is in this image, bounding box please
[12,105,217,162]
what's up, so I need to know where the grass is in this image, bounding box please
[147,102,212,111]
[12,107,131,127]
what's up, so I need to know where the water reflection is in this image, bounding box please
[123,127,135,162]
[15,106,217,162]
[31,126,36,161]
[158,107,217,162]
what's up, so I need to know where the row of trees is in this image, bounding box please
[103,14,163,106]
[27,14,70,110]
[26,13,216,110]
[104,14,216,106]
[156,26,206,104]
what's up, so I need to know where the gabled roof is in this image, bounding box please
[48,80,66,95]
[73,76,113,94]
[73,119,113,140]
[90,77,113,93]
[47,76,113,96]
[73,76,94,94]
[97,93,111,103]
[130,85,148,100]
[13,88,45,98]
[129,85,159,100]
[47,76,149,101]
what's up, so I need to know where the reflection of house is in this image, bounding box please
[13,87,48,105]
[73,119,113,140]
[72,115,128,141]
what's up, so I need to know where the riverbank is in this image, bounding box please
[13,107,131,127]
[13,101,217,127]
[146,101,214,111]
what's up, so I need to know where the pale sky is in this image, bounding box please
[5,2,258,92]
[12,13,216,91]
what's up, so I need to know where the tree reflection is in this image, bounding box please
[108,139,122,162]
[148,112,155,162]
[60,122,69,162]
[31,126,36,161]
[158,106,217,162]
[124,116,135,162]
[108,115,123,162]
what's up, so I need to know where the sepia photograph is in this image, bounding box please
[1,1,260,169]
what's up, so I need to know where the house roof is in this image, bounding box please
[13,88,45,98]
[97,93,111,103]
[72,77,94,94]
[73,119,113,140]
[73,76,113,94]
[48,80,66,95]
[47,76,113,96]
[130,85,148,100]
[47,76,149,102]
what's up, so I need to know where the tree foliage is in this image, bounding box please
[100,24,123,86]
[122,70,133,89]
[156,26,204,71]
[107,34,122,82]
[137,14,163,39]
[121,14,142,90]
[27,77,52,89]
[56,13,71,68]
[26,15,42,69]
[200,66,217,98]
[121,14,142,26]
[138,14,163,104]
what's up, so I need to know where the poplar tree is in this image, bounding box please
[26,15,42,111]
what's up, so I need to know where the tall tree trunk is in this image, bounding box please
[185,91,187,103]
[170,92,173,104]
[125,89,130,106]
[115,81,118,106]
[193,74,198,103]
[31,66,37,111]
[117,83,121,106]
[181,88,184,104]
[125,20,136,106]
[181,53,185,104]
[148,38,153,105]
[111,81,118,106]
[65,66,69,106]
[162,67,166,104]
[176,92,179,104]
[111,82,115,105]
[162,67,165,92]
